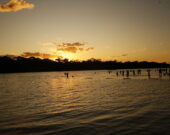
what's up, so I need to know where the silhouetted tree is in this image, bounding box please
[0,56,169,73]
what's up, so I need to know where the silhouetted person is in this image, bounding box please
[159,69,162,78]
[126,70,129,78]
[108,71,112,74]
[132,70,136,76]
[64,72,69,78]
[122,71,125,76]
[147,69,151,79]
[116,72,119,77]
[137,69,141,75]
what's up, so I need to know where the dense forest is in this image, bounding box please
[0,56,169,73]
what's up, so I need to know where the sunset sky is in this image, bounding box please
[0,0,170,62]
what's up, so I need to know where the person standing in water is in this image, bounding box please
[159,69,162,78]
[132,70,136,76]
[116,72,119,77]
[64,72,69,78]
[122,70,125,76]
[126,70,129,78]
[137,69,141,75]
[147,69,151,79]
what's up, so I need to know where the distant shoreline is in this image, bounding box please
[0,56,169,74]
[1,67,170,74]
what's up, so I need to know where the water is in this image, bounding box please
[0,70,170,135]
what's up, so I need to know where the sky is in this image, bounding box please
[0,0,170,62]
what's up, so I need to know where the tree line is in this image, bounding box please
[0,56,169,73]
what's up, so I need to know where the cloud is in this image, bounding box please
[57,47,92,53]
[121,54,128,57]
[42,41,94,53]
[0,0,34,12]
[0,54,18,59]
[112,54,128,58]
[42,42,86,47]
[57,47,79,53]
[85,47,94,51]
[160,42,168,46]
[21,52,62,59]
[59,42,86,47]
[57,46,94,53]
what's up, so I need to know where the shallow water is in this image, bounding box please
[0,70,170,135]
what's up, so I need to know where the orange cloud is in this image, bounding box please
[0,54,18,59]
[43,41,94,53]
[112,54,128,58]
[160,42,168,46]
[57,47,89,53]
[42,42,86,47]
[85,47,94,51]
[21,52,62,59]
[60,42,86,47]
[121,54,128,57]
[57,46,94,53]
[0,0,34,12]
[57,47,79,53]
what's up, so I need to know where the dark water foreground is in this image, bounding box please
[0,70,170,135]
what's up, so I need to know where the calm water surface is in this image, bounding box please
[0,70,170,135]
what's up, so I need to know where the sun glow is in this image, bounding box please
[49,52,75,61]
[61,52,74,60]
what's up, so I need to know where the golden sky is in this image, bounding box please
[0,0,170,62]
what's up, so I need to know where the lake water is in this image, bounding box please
[0,70,170,135]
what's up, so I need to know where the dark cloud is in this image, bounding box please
[57,47,79,53]
[58,42,86,47]
[79,48,84,51]
[57,46,93,53]
[0,0,34,12]
[0,52,62,60]
[21,52,62,59]
[0,54,18,59]
[160,42,168,46]
[121,54,128,57]
[49,42,94,53]
[42,41,94,53]
[112,54,128,58]
[85,47,94,51]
